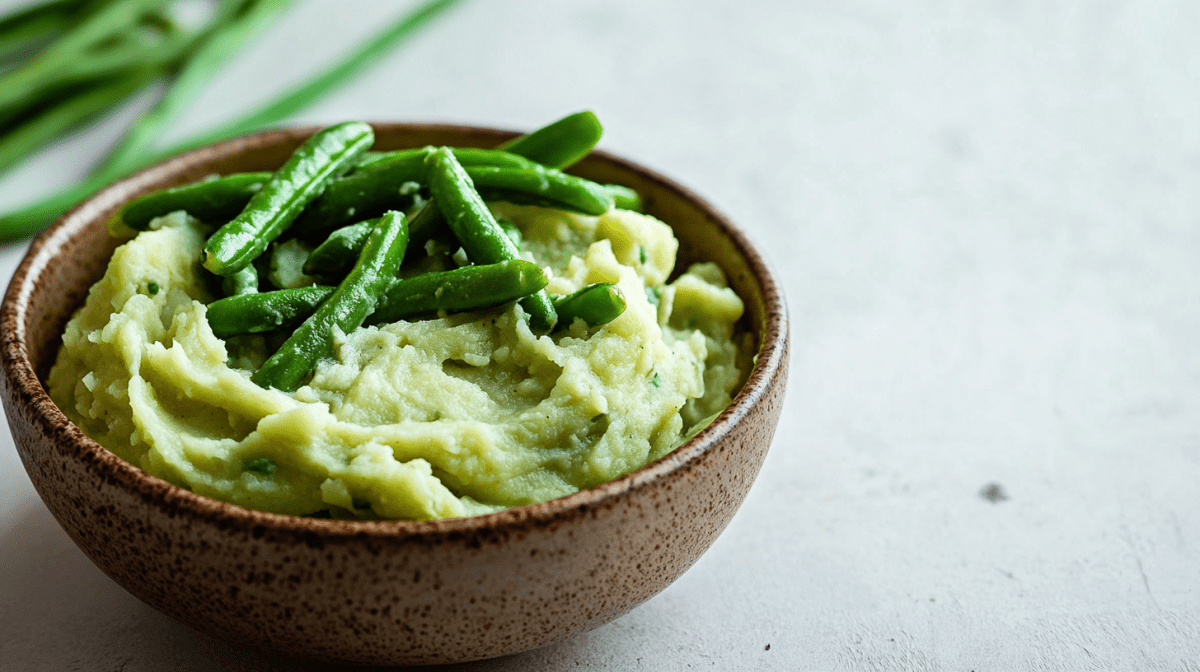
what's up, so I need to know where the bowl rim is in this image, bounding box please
[2,122,789,540]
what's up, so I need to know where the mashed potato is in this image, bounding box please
[49,203,748,520]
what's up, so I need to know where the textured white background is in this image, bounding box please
[2,0,1199,669]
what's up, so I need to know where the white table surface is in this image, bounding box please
[2,1,1199,669]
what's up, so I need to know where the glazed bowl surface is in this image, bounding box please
[0,123,788,666]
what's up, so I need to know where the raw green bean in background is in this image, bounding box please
[605,184,643,212]
[468,165,613,216]
[208,260,547,338]
[552,283,627,331]
[251,210,409,392]
[0,0,89,64]
[221,264,259,297]
[0,66,161,176]
[93,0,294,180]
[108,171,273,235]
[496,110,603,169]
[202,121,374,276]
[426,147,558,333]
[208,285,333,338]
[0,0,465,242]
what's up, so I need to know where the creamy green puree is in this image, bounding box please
[49,203,749,520]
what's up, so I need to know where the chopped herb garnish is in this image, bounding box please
[147,281,159,295]
[645,286,660,307]
[639,246,647,264]
[245,457,275,475]
[650,372,661,388]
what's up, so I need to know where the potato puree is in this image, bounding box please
[49,203,748,520]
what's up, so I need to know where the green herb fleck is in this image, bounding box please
[650,372,661,388]
[147,281,159,295]
[639,245,647,264]
[351,498,371,510]
[645,286,660,307]
[245,458,275,475]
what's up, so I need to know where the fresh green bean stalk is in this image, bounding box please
[426,147,558,333]
[468,166,613,216]
[202,121,374,276]
[0,66,160,176]
[207,260,548,338]
[497,111,603,169]
[108,171,273,235]
[251,210,409,391]
[552,283,627,331]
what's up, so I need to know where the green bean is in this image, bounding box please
[251,210,409,391]
[369,260,547,325]
[0,0,88,64]
[605,184,642,212]
[207,285,333,338]
[469,165,613,216]
[202,121,374,276]
[498,217,521,250]
[553,283,627,331]
[289,147,429,236]
[301,201,452,276]
[208,260,548,338]
[108,171,273,236]
[426,147,558,333]
[221,263,259,297]
[496,111,603,169]
[291,146,540,236]
[0,66,160,176]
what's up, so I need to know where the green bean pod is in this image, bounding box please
[368,260,548,325]
[553,283,627,331]
[469,165,613,216]
[202,121,374,276]
[302,201,452,277]
[251,210,408,391]
[207,285,333,338]
[108,171,272,235]
[290,146,543,236]
[605,184,643,212]
[426,147,558,333]
[221,262,259,297]
[208,260,546,338]
[496,110,603,169]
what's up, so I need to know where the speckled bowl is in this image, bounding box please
[0,124,788,666]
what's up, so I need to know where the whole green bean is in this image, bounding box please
[202,121,374,276]
[553,283,627,331]
[291,146,543,236]
[207,260,548,338]
[368,259,548,325]
[301,201,452,276]
[108,171,273,235]
[426,147,558,332]
[468,165,613,216]
[0,0,88,64]
[251,210,409,391]
[496,110,603,169]
[207,285,333,338]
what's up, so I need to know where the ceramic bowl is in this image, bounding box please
[0,124,788,666]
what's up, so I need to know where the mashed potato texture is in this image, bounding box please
[49,204,747,520]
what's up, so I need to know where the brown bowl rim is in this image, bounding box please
[2,122,788,541]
